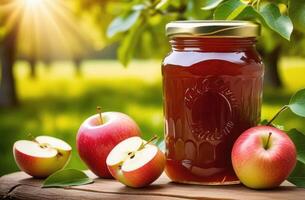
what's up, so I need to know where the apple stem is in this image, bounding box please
[144,135,158,146]
[27,133,35,141]
[128,135,159,159]
[264,132,272,150]
[138,135,158,150]
[96,106,103,124]
[267,105,288,126]
[28,133,46,148]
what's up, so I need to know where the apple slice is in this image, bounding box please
[13,136,72,178]
[106,136,165,188]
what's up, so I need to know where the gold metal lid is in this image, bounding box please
[166,20,260,38]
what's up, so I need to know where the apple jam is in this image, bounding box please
[162,21,264,185]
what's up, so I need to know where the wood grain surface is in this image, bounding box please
[0,171,304,200]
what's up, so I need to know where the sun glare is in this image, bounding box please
[24,0,42,7]
[0,0,94,60]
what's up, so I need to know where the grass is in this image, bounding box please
[0,58,305,176]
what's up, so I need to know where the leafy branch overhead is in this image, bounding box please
[107,0,305,67]
[209,0,293,40]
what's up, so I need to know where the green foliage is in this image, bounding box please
[214,0,247,20]
[288,161,305,187]
[106,0,304,66]
[287,129,305,164]
[213,0,293,40]
[42,169,93,188]
[118,18,146,67]
[289,88,305,117]
[202,0,225,10]
[107,9,142,38]
[259,3,293,40]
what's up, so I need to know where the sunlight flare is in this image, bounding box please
[24,0,43,7]
[0,0,94,60]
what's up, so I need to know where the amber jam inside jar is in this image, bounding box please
[162,21,264,185]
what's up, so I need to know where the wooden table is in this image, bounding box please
[1,171,304,200]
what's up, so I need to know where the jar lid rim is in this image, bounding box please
[166,20,260,38]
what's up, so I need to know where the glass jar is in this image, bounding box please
[162,21,264,185]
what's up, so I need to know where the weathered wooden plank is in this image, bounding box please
[0,171,304,200]
[4,185,185,200]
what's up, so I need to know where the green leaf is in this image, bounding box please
[288,161,305,187]
[234,5,259,20]
[289,0,305,33]
[118,19,146,67]
[288,88,305,117]
[214,0,248,20]
[107,10,141,38]
[259,3,293,40]
[287,129,305,164]
[287,129,305,187]
[202,0,225,10]
[42,169,93,188]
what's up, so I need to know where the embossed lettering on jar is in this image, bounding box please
[162,21,264,185]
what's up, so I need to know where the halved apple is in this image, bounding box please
[106,136,165,188]
[13,136,72,178]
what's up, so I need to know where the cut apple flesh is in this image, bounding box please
[106,136,143,166]
[36,136,72,151]
[14,136,71,158]
[14,140,58,158]
[106,136,159,172]
[122,144,158,172]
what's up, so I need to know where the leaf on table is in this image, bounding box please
[202,0,225,10]
[287,128,305,164]
[42,169,93,188]
[214,0,248,20]
[288,161,305,188]
[258,3,293,40]
[288,88,305,117]
[107,9,142,38]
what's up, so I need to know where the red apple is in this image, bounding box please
[106,136,165,188]
[76,111,141,178]
[13,136,71,178]
[232,126,297,189]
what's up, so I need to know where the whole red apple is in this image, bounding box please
[232,126,297,189]
[76,111,141,178]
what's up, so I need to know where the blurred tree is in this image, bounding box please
[107,0,305,88]
[0,0,20,106]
